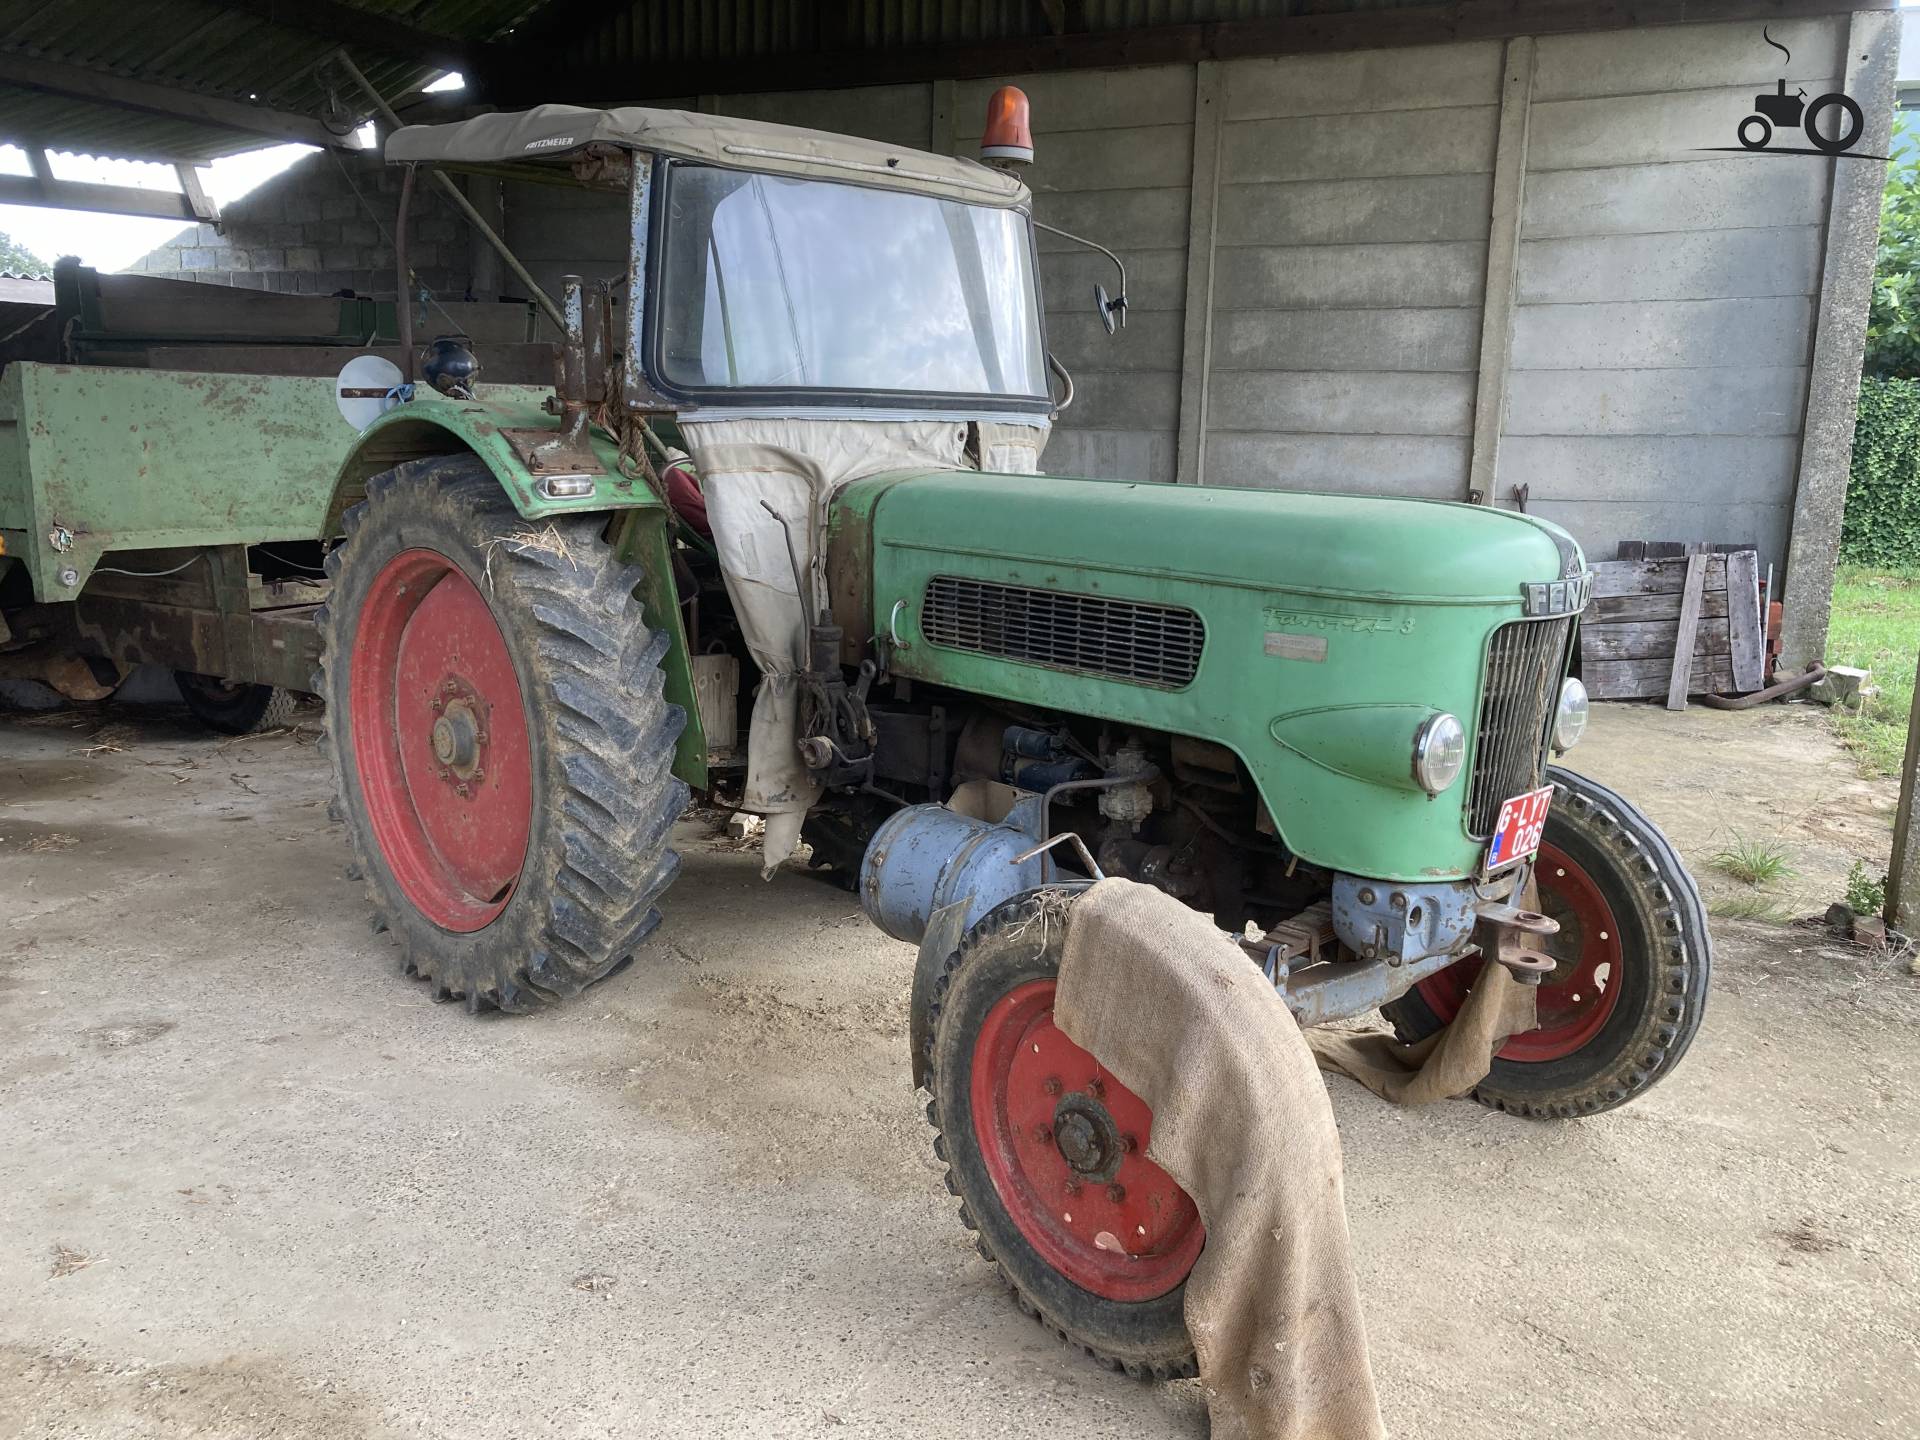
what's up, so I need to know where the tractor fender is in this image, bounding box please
[325,392,662,533]
[325,395,705,792]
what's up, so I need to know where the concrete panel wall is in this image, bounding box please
[952,66,1195,481]
[1503,17,1847,572]
[120,13,1876,586]
[1201,42,1503,499]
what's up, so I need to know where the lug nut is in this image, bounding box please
[1088,1079,1105,1099]
[1042,1076,1061,1096]
[1033,1125,1052,1145]
[1106,1183,1126,1203]
[456,783,470,798]
[1063,1180,1081,1197]
[1121,1134,1138,1154]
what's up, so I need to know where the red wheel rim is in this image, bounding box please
[1414,841,1624,1063]
[349,548,533,933]
[970,979,1204,1302]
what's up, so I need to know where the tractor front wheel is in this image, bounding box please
[317,455,687,1012]
[1381,766,1710,1118]
[925,891,1203,1379]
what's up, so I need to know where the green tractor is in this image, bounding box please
[324,99,1708,1371]
[2,95,1710,1378]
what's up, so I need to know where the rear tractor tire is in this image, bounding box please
[317,455,688,1012]
[1380,766,1710,1118]
[926,891,1203,1379]
[175,672,299,735]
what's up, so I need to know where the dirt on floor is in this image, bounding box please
[0,698,1915,1440]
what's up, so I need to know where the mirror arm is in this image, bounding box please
[1031,218,1127,326]
[1046,351,1075,415]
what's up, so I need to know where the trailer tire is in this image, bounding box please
[925,891,1201,1379]
[1380,766,1710,1118]
[317,454,688,1013]
[174,673,299,735]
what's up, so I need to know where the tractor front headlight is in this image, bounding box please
[1411,712,1467,796]
[1553,677,1589,753]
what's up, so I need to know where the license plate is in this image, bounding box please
[1485,785,1554,872]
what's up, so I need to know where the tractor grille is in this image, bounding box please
[921,576,1205,689]
[1467,617,1574,838]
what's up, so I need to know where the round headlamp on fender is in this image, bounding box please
[1411,712,1467,796]
[1553,677,1590,753]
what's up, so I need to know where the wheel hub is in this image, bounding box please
[1052,1094,1124,1181]
[428,690,487,784]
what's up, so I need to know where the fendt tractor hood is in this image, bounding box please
[865,472,1580,607]
[847,471,1586,882]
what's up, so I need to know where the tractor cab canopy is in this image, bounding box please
[387,104,1050,420]
[385,103,1030,209]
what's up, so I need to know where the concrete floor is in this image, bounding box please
[1,699,1914,1439]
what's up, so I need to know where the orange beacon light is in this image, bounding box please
[980,86,1034,167]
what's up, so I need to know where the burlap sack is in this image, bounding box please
[1053,880,1537,1438]
[1055,880,1386,1440]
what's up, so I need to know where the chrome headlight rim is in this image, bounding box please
[1553,677,1590,753]
[1411,711,1467,796]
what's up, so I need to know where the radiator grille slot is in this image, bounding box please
[921,576,1205,689]
[1467,617,1574,838]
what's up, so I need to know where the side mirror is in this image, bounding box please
[1093,283,1127,335]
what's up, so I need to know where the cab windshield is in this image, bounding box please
[651,162,1048,409]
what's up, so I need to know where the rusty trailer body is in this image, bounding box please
[0,264,572,703]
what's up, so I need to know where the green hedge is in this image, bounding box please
[1844,378,1920,570]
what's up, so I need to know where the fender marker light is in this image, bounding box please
[981,86,1034,168]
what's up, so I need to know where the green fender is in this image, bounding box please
[331,390,709,792]
[326,388,660,530]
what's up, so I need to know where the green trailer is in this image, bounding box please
[0,95,1710,1377]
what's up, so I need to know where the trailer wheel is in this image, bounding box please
[175,672,299,735]
[316,454,687,1012]
[1380,766,1710,1118]
[925,891,1202,1379]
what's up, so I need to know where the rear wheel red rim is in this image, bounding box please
[349,548,533,933]
[970,979,1204,1302]
[1415,841,1625,1063]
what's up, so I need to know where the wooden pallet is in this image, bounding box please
[1582,552,1765,704]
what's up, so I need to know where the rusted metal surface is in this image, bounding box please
[396,164,417,384]
[522,278,604,477]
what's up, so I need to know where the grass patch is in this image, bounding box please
[1826,566,1919,776]
[1711,831,1797,886]
[1708,893,1799,924]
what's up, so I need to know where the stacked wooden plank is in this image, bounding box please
[1581,551,1765,703]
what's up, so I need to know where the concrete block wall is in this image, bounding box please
[129,150,474,300]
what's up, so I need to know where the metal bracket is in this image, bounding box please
[1011,831,1106,881]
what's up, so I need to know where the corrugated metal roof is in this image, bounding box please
[0,0,535,162]
[556,0,1394,67]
